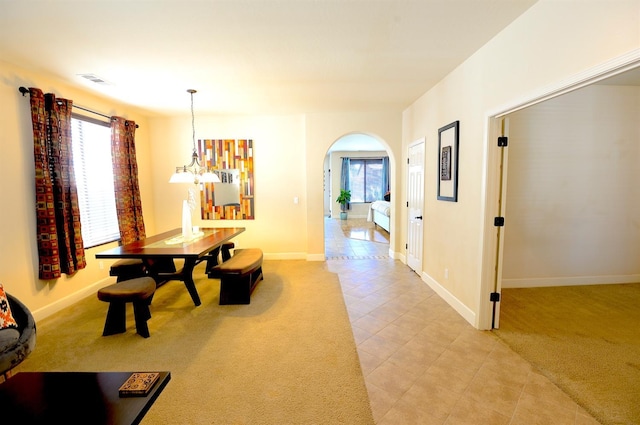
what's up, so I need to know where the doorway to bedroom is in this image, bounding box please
[323,133,391,259]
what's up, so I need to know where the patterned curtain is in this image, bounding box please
[340,157,350,210]
[29,88,86,279]
[111,117,146,245]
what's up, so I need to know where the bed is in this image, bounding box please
[367,200,391,233]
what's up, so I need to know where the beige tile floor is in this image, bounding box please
[325,217,601,425]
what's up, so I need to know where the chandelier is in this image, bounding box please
[169,89,220,184]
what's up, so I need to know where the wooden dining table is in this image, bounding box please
[96,227,245,306]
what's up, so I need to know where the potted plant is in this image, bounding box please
[336,189,351,220]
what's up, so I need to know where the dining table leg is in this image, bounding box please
[181,258,201,306]
[142,257,202,307]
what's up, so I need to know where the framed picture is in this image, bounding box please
[437,121,459,202]
[199,139,255,220]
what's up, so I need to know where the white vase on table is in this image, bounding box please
[182,200,193,240]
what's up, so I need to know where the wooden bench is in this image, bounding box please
[204,242,235,275]
[210,248,263,305]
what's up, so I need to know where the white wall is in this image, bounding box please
[503,84,640,287]
[402,0,640,328]
[148,114,310,259]
[148,113,403,260]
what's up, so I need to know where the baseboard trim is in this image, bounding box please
[262,252,308,261]
[32,277,112,322]
[503,274,640,288]
[392,250,405,262]
[422,272,476,327]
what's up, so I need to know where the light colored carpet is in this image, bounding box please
[15,260,374,424]
[494,283,640,425]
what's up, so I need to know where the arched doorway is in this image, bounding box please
[323,132,393,259]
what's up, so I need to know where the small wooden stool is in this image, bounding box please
[109,259,146,282]
[97,277,156,338]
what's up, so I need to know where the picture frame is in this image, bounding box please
[199,139,255,220]
[437,121,459,202]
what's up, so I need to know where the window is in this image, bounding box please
[349,158,384,203]
[71,116,120,248]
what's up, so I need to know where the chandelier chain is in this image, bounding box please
[189,89,197,152]
[169,88,219,184]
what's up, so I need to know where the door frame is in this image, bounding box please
[478,50,640,330]
[406,137,425,273]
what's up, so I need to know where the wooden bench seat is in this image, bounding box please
[210,248,263,305]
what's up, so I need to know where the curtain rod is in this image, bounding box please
[18,86,139,128]
[74,104,111,120]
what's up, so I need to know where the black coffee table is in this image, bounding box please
[0,371,170,424]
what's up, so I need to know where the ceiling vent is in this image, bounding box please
[78,73,112,85]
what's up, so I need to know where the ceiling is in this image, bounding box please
[1,0,538,117]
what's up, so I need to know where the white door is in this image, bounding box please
[323,158,331,217]
[407,138,425,273]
